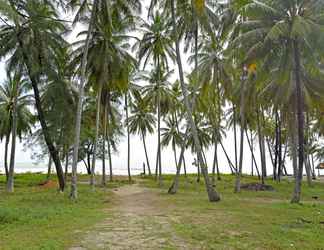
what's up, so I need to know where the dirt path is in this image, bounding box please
[69,184,189,250]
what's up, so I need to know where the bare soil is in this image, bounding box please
[69,183,190,250]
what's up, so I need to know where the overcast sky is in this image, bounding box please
[0,1,283,176]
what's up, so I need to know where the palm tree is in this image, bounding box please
[169,0,221,202]
[0,71,34,192]
[0,0,68,191]
[127,95,156,176]
[232,0,324,203]
[161,117,183,170]
[135,11,175,185]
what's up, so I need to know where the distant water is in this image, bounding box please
[0,161,195,176]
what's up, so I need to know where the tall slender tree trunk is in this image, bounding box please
[168,132,187,194]
[233,105,238,170]
[235,70,247,193]
[157,58,162,186]
[219,140,236,174]
[125,94,131,182]
[245,130,261,179]
[102,101,108,186]
[64,151,68,182]
[107,136,113,182]
[257,108,266,184]
[291,40,305,204]
[90,85,102,188]
[70,0,98,199]
[142,132,151,175]
[4,133,9,180]
[6,93,18,192]
[170,0,220,202]
[47,155,52,181]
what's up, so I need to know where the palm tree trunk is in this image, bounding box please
[291,40,305,204]
[168,132,187,194]
[90,85,103,188]
[245,130,261,179]
[170,0,220,202]
[4,133,9,180]
[125,94,131,182]
[157,59,162,186]
[102,101,108,186]
[108,136,113,182]
[219,140,236,174]
[257,107,266,184]
[233,105,238,170]
[47,155,52,181]
[64,151,68,182]
[6,94,18,192]
[142,132,151,175]
[70,0,98,199]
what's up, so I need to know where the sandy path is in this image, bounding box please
[69,184,189,250]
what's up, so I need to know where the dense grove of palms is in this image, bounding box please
[0,0,324,204]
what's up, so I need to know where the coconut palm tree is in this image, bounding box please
[0,0,67,191]
[135,11,175,185]
[127,95,156,176]
[0,71,34,192]
[231,0,324,203]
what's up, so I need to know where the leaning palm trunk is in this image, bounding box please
[170,0,220,202]
[291,40,305,204]
[6,94,18,192]
[90,85,102,188]
[142,131,152,175]
[70,0,98,199]
[47,155,53,181]
[168,133,186,194]
[125,94,131,182]
[17,38,65,191]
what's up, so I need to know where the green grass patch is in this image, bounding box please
[140,174,324,250]
[0,173,118,250]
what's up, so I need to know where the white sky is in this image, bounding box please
[0,1,291,176]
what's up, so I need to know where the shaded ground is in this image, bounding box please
[70,183,190,250]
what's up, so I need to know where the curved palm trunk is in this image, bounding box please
[70,0,98,199]
[4,133,9,180]
[6,93,18,192]
[125,94,131,182]
[170,0,220,202]
[142,132,151,175]
[291,40,305,204]
[90,85,102,188]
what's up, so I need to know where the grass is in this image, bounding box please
[0,173,125,250]
[1,173,324,249]
[139,174,324,250]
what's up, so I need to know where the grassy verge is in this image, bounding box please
[139,174,324,249]
[0,173,123,250]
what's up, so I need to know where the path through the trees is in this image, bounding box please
[70,183,189,250]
